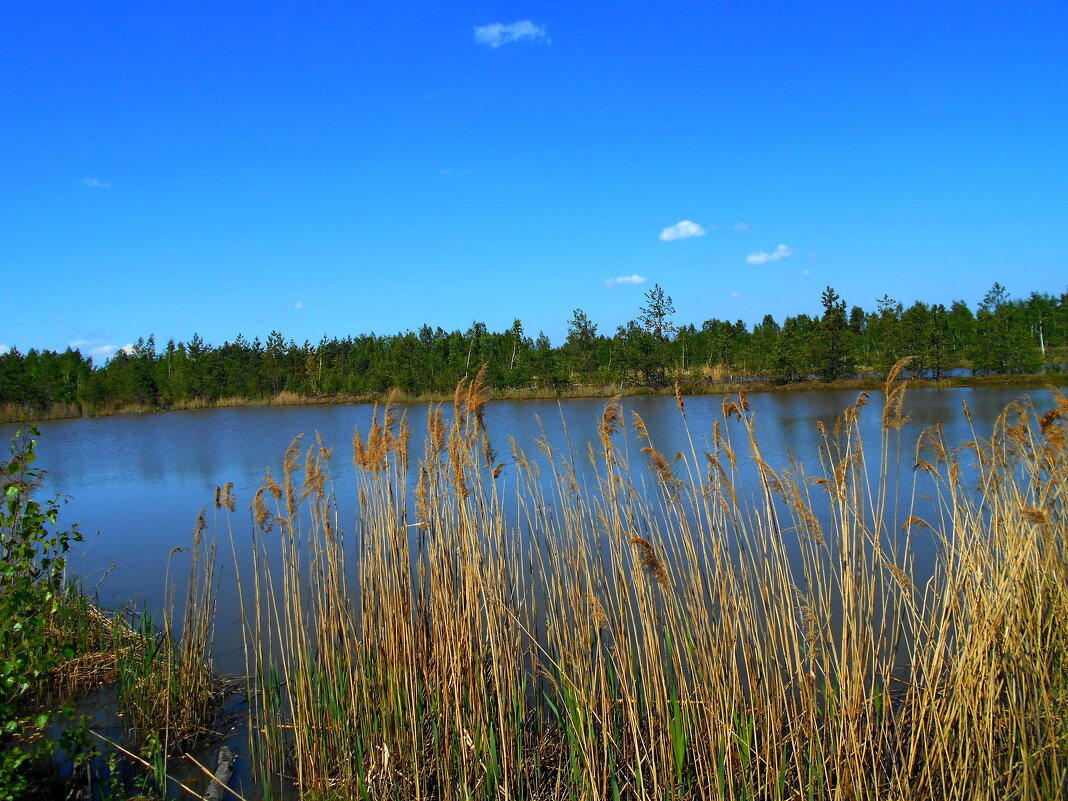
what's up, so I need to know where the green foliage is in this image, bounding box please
[2,285,1065,419]
[638,283,677,385]
[811,286,856,381]
[970,285,1044,374]
[564,309,599,382]
[0,426,86,799]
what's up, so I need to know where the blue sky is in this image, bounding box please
[3,1,1067,360]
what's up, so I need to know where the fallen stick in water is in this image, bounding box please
[203,747,236,801]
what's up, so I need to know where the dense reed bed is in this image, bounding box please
[236,364,1068,800]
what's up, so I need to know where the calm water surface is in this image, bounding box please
[4,385,1063,675]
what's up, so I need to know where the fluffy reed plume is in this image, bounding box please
[1021,506,1048,525]
[427,403,446,456]
[252,485,272,532]
[587,592,608,630]
[598,395,623,448]
[629,535,669,585]
[300,441,326,501]
[214,481,236,512]
[282,434,303,519]
[263,467,282,500]
[721,396,741,420]
[883,355,914,430]
[235,380,1068,801]
[632,411,681,498]
[465,364,489,436]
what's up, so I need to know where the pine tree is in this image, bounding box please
[812,287,855,381]
[564,309,598,382]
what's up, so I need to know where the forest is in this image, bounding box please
[2,282,1065,418]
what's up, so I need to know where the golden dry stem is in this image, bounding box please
[233,381,1068,800]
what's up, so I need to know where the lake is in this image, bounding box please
[3,384,1060,676]
[6,383,1067,798]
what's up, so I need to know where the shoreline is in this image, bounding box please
[3,371,1065,424]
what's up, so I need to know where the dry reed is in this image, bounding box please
[228,376,1068,800]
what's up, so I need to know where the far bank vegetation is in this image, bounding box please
[3,282,1066,422]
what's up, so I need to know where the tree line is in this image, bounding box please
[2,283,1065,415]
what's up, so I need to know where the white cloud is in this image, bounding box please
[0,344,10,355]
[729,291,742,299]
[745,244,794,265]
[81,177,110,188]
[604,274,646,288]
[294,301,304,309]
[659,220,706,241]
[474,21,549,48]
[801,269,812,276]
[70,340,133,359]
[732,222,749,231]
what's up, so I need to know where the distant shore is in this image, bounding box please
[3,371,1065,425]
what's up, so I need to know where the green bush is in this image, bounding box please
[0,425,85,800]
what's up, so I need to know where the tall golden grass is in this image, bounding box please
[233,363,1068,800]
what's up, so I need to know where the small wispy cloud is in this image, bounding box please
[745,244,793,265]
[729,291,742,299]
[474,20,550,48]
[81,177,110,189]
[94,344,133,359]
[604,274,646,288]
[801,268,812,276]
[732,222,749,231]
[294,301,304,309]
[659,220,706,241]
[70,340,133,359]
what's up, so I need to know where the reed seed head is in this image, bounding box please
[630,535,669,585]
[1022,506,1048,525]
[253,485,273,532]
[598,397,623,449]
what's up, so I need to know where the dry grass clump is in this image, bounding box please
[273,390,308,406]
[0,401,88,423]
[46,597,140,696]
[115,515,223,753]
[230,372,1068,800]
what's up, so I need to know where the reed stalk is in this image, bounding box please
[233,371,1068,800]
